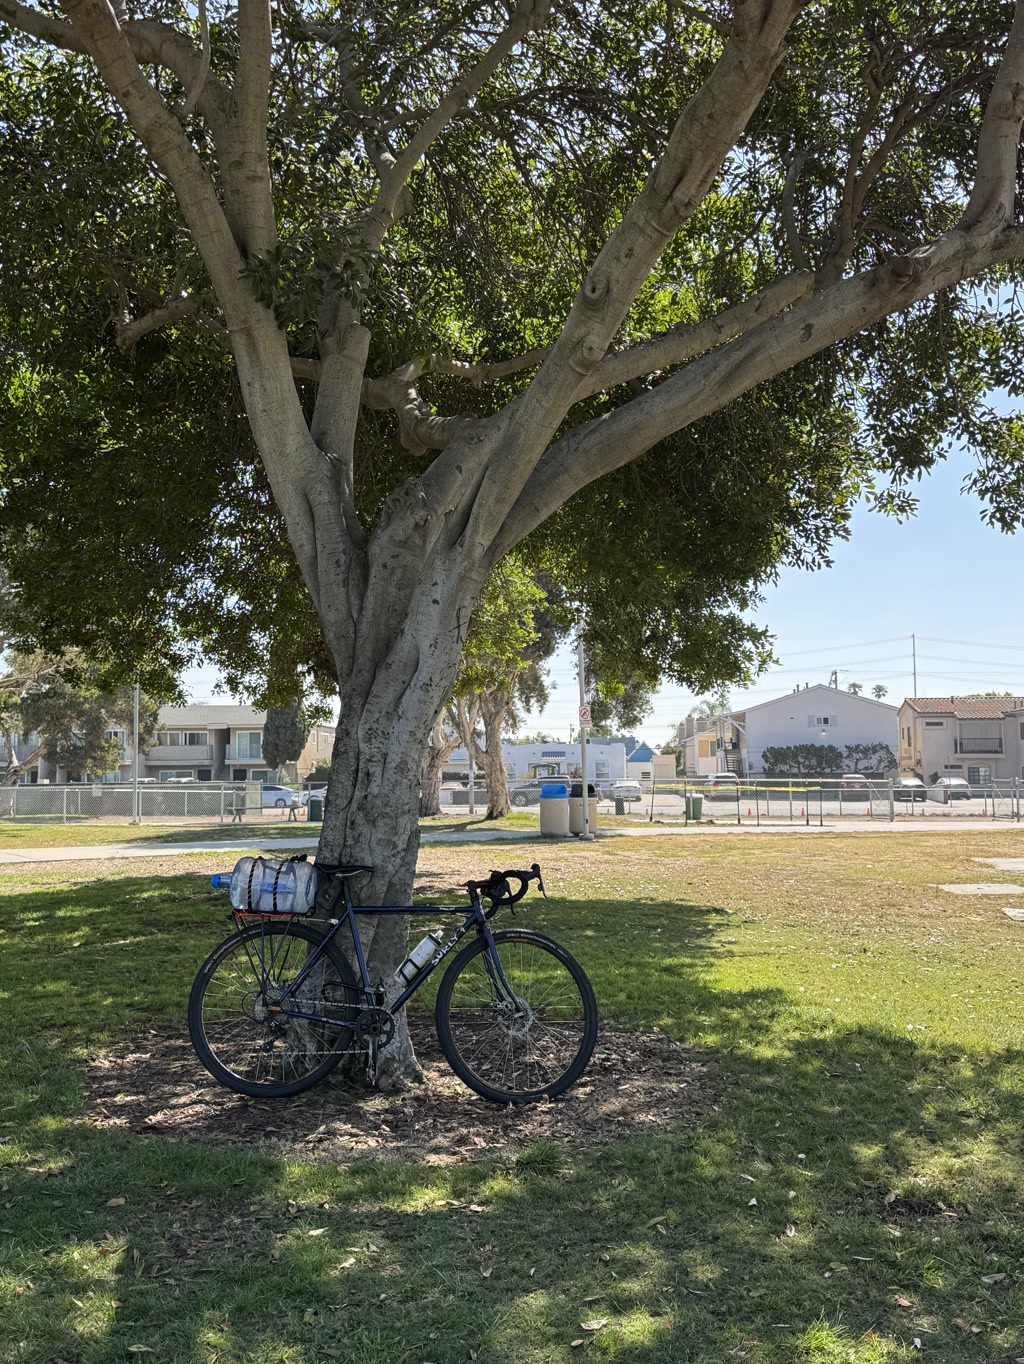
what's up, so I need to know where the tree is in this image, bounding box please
[18,666,159,780]
[688,687,733,720]
[872,685,889,700]
[261,703,310,777]
[843,742,897,772]
[5,0,1024,1082]
[847,682,864,695]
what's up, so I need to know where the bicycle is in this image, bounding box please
[188,859,598,1105]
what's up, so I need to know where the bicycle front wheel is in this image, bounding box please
[188,920,359,1098]
[435,929,597,1104]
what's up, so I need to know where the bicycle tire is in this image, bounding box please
[434,928,597,1104]
[188,920,359,1098]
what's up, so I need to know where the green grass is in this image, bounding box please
[5,831,1024,1361]
[0,821,321,848]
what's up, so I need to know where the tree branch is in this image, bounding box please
[961,0,1024,230]
[115,293,199,348]
[368,0,550,238]
[0,0,86,51]
[175,0,209,122]
[494,223,1024,557]
[782,150,811,270]
[231,0,277,253]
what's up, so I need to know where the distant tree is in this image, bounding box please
[261,704,309,777]
[687,686,732,720]
[419,713,460,818]
[762,743,843,774]
[872,685,889,700]
[844,742,897,773]
[847,682,864,695]
[19,666,159,780]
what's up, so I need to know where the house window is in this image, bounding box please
[235,731,262,759]
[809,715,838,727]
[100,771,121,784]
[249,768,275,782]
[967,766,990,786]
[159,770,195,780]
[924,720,945,728]
[594,761,610,779]
[185,731,207,746]
[160,730,182,746]
[105,729,126,744]
[943,763,963,770]
[541,749,566,758]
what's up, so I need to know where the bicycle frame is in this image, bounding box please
[238,874,519,1030]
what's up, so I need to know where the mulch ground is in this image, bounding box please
[81,1025,721,1164]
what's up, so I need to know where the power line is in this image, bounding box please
[919,635,1024,653]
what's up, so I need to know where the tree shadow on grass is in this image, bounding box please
[4,874,1024,1362]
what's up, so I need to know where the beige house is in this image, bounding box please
[677,714,745,776]
[898,696,1024,784]
[140,704,335,783]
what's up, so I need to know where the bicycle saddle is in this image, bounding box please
[314,862,374,878]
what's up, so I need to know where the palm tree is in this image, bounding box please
[846,682,863,695]
[687,685,731,719]
[872,684,888,700]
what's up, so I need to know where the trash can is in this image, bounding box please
[685,794,703,821]
[539,782,569,837]
[307,796,324,823]
[569,782,598,836]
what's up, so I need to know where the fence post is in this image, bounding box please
[736,781,741,825]
[62,786,67,824]
[220,785,225,824]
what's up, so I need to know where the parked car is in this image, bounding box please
[705,772,739,788]
[300,786,327,806]
[509,778,555,807]
[261,783,299,809]
[606,778,643,802]
[931,777,972,800]
[838,773,870,791]
[893,777,927,802]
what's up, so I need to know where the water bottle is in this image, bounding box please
[393,930,445,987]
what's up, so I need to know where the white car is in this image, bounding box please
[261,784,300,809]
[300,786,328,806]
[931,777,972,801]
[705,772,739,788]
[606,779,643,802]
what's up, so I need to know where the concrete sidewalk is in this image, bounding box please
[0,819,1020,865]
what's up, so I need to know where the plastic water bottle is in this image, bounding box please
[393,930,445,987]
[227,856,317,914]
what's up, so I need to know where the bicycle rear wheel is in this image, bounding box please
[434,928,597,1104]
[188,920,359,1098]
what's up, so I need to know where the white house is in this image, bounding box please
[448,740,628,784]
[740,684,899,774]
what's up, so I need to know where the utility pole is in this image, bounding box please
[131,681,140,824]
[911,633,918,696]
[577,636,594,840]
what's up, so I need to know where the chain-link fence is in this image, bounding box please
[425,776,1024,824]
[0,781,281,824]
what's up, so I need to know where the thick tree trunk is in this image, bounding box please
[419,715,459,817]
[479,691,512,818]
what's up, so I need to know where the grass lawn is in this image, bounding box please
[4,830,1024,1362]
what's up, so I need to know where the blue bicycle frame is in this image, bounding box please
[238,870,521,1030]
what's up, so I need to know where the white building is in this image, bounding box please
[741,684,899,774]
[448,740,628,784]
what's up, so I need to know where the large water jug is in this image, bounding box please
[228,856,318,915]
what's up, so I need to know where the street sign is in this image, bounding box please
[578,704,592,725]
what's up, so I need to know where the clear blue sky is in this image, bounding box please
[182,444,1023,746]
[527,445,1024,744]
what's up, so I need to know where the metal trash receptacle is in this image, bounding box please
[307,796,324,823]
[568,782,598,836]
[539,782,569,836]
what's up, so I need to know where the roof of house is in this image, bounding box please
[903,696,1024,719]
[740,682,898,716]
[159,704,266,727]
[626,742,657,763]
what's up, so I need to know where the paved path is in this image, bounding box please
[0,819,1021,865]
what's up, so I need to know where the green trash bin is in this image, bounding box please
[307,796,324,823]
[685,795,704,821]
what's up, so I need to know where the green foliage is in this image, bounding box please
[844,743,898,773]
[761,743,845,775]
[17,665,159,779]
[260,704,310,773]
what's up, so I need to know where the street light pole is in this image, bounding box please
[131,681,140,824]
[577,636,594,841]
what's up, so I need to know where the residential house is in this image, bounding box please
[448,740,628,786]
[898,696,1024,785]
[10,704,336,784]
[678,714,744,777]
[679,683,899,776]
[625,742,676,784]
[143,705,335,783]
